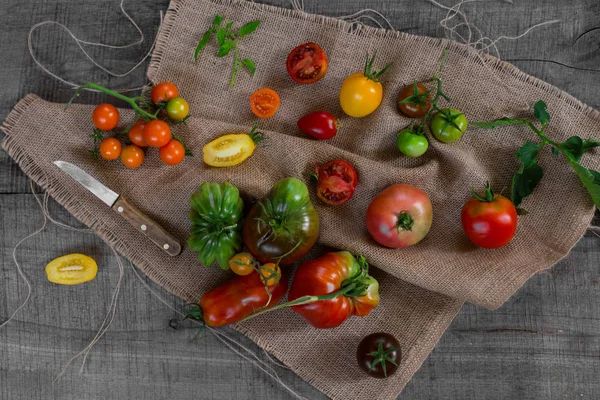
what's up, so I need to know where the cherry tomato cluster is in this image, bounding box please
[90,82,190,168]
[228,252,282,287]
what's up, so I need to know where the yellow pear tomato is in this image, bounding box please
[203,126,264,167]
[46,253,98,285]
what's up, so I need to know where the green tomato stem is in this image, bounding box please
[229,42,239,88]
[76,83,157,121]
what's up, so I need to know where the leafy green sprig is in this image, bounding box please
[472,101,600,212]
[194,14,261,87]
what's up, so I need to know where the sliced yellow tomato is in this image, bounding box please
[46,253,98,285]
[203,127,264,167]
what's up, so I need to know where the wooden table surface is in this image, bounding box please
[1,0,599,399]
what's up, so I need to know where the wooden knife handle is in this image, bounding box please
[112,196,181,256]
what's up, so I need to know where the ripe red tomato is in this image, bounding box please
[151,82,179,104]
[159,139,185,165]
[92,103,119,131]
[461,184,518,248]
[99,137,122,160]
[286,42,328,84]
[297,111,338,140]
[128,121,147,147]
[366,184,433,248]
[314,160,357,206]
[120,144,144,168]
[143,120,172,148]
[397,82,431,118]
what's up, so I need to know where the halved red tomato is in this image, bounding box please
[314,159,358,206]
[286,42,328,84]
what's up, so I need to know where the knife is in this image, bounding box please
[53,161,181,256]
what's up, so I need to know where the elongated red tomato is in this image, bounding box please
[461,184,518,248]
[297,111,338,140]
[366,184,433,248]
[200,270,287,328]
[288,251,380,329]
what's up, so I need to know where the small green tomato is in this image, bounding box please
[166,97,190,121]
[430,108,468,143]
[396,129,429,158]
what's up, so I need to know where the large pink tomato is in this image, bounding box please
[366,184,433,248]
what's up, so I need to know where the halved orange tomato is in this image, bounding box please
[45,253,98,285]
[203,127,264,167]
[249,88,280,119]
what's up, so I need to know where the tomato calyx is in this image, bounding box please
[399,81,432,109]
[367,341,400,378]
[363,52,392,82]
[397,211,414,232]
[183,303,206,339]
[470,182,497,203]
[438,108,466,132]
[248,125,266,145]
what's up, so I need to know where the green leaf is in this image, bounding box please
[225,21,234,30]
[551,147,559,156]
[472,118,530,130]
[239,58,256,75]
[561,136,584,162]
[511,162,544,207]
[583,138,600,153]
[515,141,543,166]
[217,40,235,57]
[239,20,261,37]
[516,207,529,216]
[212,14,224,26]
[568,162,600,207]
[533,100,550,125]
[217,28,227,46]
[194,30,212,61]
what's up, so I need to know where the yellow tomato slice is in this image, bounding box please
[45,253,98,285]
[203,134,256,167]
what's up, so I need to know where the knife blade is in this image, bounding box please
[53,161,181,256]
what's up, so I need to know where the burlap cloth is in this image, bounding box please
[3,0,600,398]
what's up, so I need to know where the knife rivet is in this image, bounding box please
[117,206,124,212]
[163,244,170,250]
[141,224,147,231]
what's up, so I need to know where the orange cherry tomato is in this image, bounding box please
[229,253,255,276]
[260,263,281,287]
[249,88,280,119]
[92,103,119,131]
[99,137,122,160]
[151,82,179,104]
[120,144,144,168]
[143,120,172,148]
[128,121,148,147]
[159,139,185,165]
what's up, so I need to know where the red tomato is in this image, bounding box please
[200,270,288,328]
[159,139,185,165]
[297,111,338,140]
[92,103,119,131]
[143,120,172,148]
[151,82,179,104]
[120,144,144,168]
[288,251,380,329]
[461,184,518,248]
[128,121,148,147]
[366,184,433,248]
[286,42,328,84]
[99,137,122,160]
[314,159,357,206]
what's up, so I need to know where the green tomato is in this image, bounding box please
[166,97,190,121]
[430,108,468,143]
[396,129,429,157]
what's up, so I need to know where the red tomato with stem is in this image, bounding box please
[159,139,185,165]
[366,184,433,248]
[128,121,148,147]
[92,103,119,131]
[297,111,338,140]
[288,251,380,329]
[143,120,172,148]
[461,183,518,248]
[151,82,179,104]
[314,159,358,206]
[286,42,328,84]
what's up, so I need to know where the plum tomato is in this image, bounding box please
[286,42,328,84]
[45,253,98,285]
[92,103,119,131]
[430,108,468,143]
[99,137,122,160]
[314,159,358,206]
[357,332,401,379]
[143,120,172,148]
[366,184,433,248]
[249,88,280,118]
[397,82,431,118]
[159,139,185,165]
[166,97,190,121]
[229,253,255,276]
[297,111,338,140]
[120,144,144,168]
[396,129,428,158]
[461,183,518,249]
[128,121,148,147]
[151,82,179,104]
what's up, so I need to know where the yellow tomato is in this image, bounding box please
[203,127,264,168]
[339,72,384,118]
[46,253,98,285]
[229,253,255,276]
[259,263,281,287]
